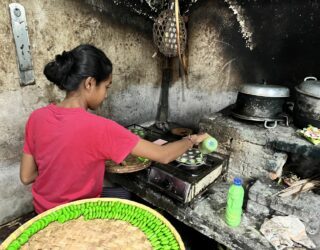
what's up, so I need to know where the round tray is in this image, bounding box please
[1,198,185,250]
[106,155,151,173]
[129,126,147,138]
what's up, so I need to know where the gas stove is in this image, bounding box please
[148,152,226,203]
[127,124,228,203]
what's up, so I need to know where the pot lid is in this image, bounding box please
[296,76,320,98]
[239,83,290,97]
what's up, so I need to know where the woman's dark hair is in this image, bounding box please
[44,44,112,91]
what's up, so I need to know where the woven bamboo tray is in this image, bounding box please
[106,154,151,173]
[1,198,185,250]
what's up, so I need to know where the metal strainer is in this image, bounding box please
[153,6,187,57]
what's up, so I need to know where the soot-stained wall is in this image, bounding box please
[0,0,161,225]
[168,0,246,126]
[166,0,320,126]
[235,0,320,88]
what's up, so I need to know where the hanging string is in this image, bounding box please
[175,0,189,101]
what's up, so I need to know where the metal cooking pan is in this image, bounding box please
[293,76,320,128]
[176,148,206,170]
[232,82,290,128]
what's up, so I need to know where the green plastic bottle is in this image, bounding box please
[199,136,218,154]
[225,177,244,227]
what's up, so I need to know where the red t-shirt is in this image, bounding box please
[23,104,139,213]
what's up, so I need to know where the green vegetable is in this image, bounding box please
[137,156,149,163]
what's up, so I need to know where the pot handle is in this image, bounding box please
[284,101,294,114]
[304,76,317,81]
[264,120,277,129]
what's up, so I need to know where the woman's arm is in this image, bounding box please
[131,133,209,164]
[20,153,38,185]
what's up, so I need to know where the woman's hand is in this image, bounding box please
[186,133,210,145]
[131,133,211,164]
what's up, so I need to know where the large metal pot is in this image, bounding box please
[293,76,320,128]
[232,83,290,128]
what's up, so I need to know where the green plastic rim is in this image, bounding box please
[1,198,185,250]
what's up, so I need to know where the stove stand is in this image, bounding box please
[126,124,228,204]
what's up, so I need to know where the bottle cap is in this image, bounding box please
[233,177,242,186]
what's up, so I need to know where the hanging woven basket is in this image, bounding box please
[153,8,187,57]
[1,198,185,250]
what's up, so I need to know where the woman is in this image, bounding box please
[20,44,209,214]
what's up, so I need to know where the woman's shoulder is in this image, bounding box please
[28,105,52,118]
[85,113,130,132]
[85,112,118,126]
[28,104,121,128]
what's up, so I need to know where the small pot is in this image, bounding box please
[232,83,290,124]
[293,76,320,128]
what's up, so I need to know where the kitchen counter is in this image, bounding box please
[198,113,320,183]
[108,172,273,250]
[200,113,320,159]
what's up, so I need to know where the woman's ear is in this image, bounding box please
[84,77,97,90]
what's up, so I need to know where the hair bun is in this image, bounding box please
[56,51,74,70]
[43,51,75,90]
[43,44,112,92]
